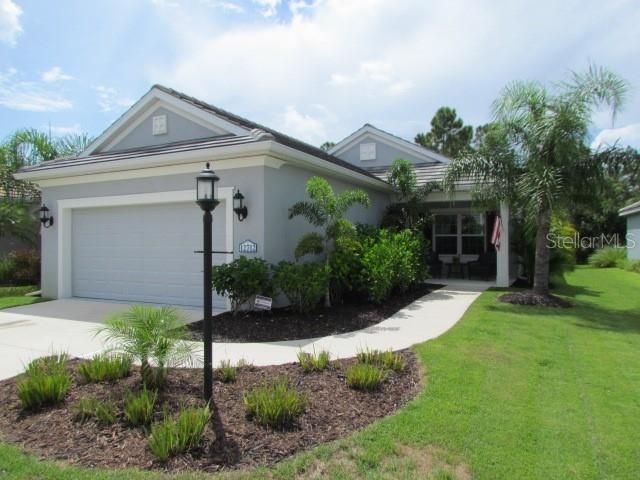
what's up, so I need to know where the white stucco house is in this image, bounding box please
[15,85,514,310]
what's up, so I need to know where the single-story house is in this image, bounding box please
[620,200,640,260]
[15,85,515,310]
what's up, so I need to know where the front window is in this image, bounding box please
[461,214,485,255]
[434,213,485,255]
[434,214,458,254]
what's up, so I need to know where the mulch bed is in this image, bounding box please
[0,352,420,473]
[187,283,441,342]
[498,291,573,308]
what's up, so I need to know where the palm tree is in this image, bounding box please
[383,158,436,230]
[289,176,370,307]
[97,305,197,388]
[444,65,628,298]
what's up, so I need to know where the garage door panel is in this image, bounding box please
[72,202,227,308]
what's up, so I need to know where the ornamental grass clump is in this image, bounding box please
[356,348,405,372]
[244,377,307,429]
[148,404,211,462]
[72,396,117,425]
[124,388,156,426]
[588,247,627,268]
[297,349,330,372]
[216,359,237,383]
[17,353,72,411]
[346,363,386,391]
[78,353,132,383]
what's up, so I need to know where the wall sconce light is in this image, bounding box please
[39,204,54,228]
[233,189,248,221]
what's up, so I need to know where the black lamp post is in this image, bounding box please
[196,162,219,402]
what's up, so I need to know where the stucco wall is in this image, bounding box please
[627,214,640,260]
[337,138,433,169]
[38,162,390,300]
[39,166,266,299]
[104,107,217,152]
[262,163,390,263]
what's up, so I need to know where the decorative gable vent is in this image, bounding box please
[360,142,376,161]
[152,114,168,135]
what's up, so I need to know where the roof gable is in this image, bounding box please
[329,124,451,165]
[83,86,250,156]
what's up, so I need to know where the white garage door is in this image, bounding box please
[71,202,228,308]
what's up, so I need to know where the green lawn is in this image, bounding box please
[0,285,44,310]
[1,266,639,479]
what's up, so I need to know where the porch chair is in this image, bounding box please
[468,250,497,281]
[427,252,443,279]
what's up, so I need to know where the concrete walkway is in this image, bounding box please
[197,281,489,367]
[0,282,488,380]
[0,299,210,380]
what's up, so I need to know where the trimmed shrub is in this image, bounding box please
[78,353,132,383]
[272,261,329,313]
[346,363,386,391]
[124,389,156,426]
[297,349,330,372]
[360,229,427,303]
[17,354,71,410]
[212,256,272,314]
[72,396,117,425]
[148,405,211,461]
[588,247,627,268]
[244,377,307,429]
[622,259,640,273]
[216,360,237,383]
[5,250,40,285]
[329,233,364,301]
[0,256,16,284]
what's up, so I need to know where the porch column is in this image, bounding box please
[496,201,510,287]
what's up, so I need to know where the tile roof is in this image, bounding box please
[366,162,474,190]
[18,84,387,185]
[151,85,384,182]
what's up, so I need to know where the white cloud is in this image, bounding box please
[46,124,82,136]
[280,105,329,144]
[329,61,415,96]
[0,0,22,46]
[153,0,640,145]
[41,66,74,83]
[0,69,73,112]
[95,86,135,113]
[252,0,280,17]
[591,123,640,150]
[202,0,244,12]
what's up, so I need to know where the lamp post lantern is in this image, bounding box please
[196,162,219,402]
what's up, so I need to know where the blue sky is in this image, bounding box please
[1,0,639,149]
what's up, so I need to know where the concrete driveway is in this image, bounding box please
[0,299,205,380]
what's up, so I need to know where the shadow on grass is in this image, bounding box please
[486,294,640,334]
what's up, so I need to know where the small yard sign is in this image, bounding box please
[239,239,258,254]
[254,295,272,311]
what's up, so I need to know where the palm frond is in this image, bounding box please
[288,201,326,226]
[562,63,629,125]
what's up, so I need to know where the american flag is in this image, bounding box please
[491,216,502,250]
